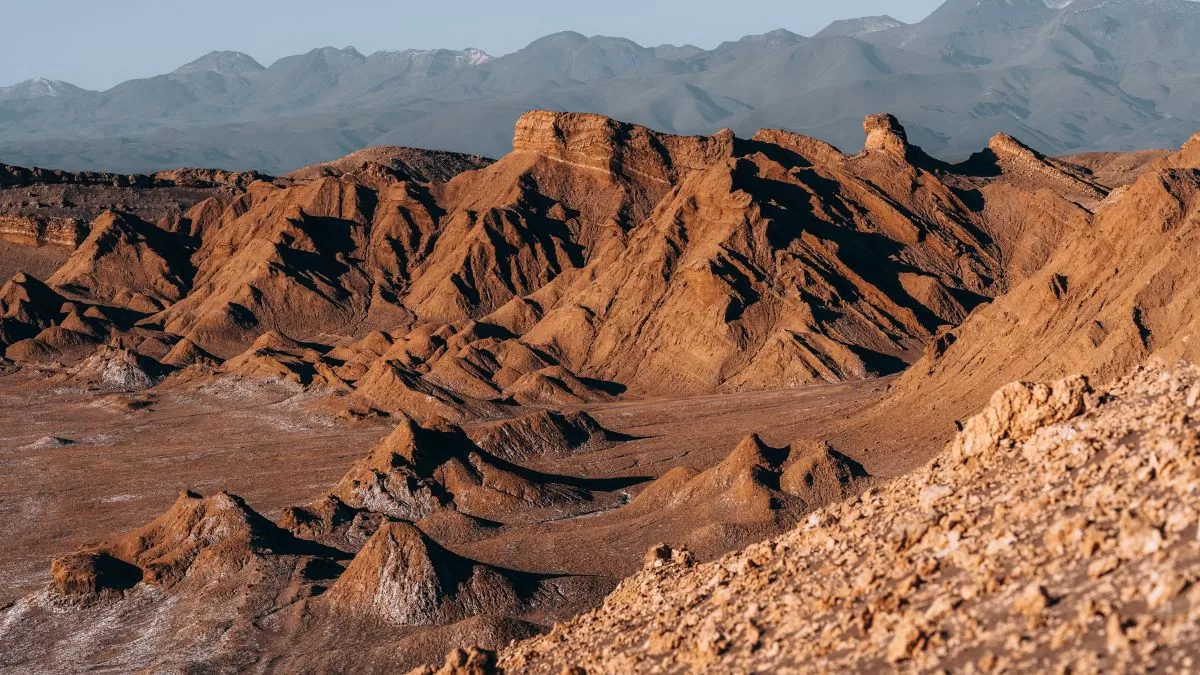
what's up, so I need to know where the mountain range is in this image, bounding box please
[3,0,1200,173]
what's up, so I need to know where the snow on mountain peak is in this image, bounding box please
[369,47,491,67]
[460,48,492,66]
[0,77,87,101]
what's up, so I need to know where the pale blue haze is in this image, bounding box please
[0,0,944,89]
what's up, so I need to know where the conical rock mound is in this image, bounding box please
[318,521,524,627]
[0,272,65,346]
[294,415,611,535]
[466,410,622,463]
[51,491,295,601]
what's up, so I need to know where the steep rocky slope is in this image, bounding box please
[862,129,1200,461]
[2,111,1107,410]
[492,361,1200,673]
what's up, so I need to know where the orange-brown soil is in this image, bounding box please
[0,109,1195,672]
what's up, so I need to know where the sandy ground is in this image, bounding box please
[0,237,70,283]
[0,372,394,605]
[0,372,897,606]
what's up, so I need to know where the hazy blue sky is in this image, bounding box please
[0,0,945,90]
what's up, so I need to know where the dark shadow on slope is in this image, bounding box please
[730,160,953,334]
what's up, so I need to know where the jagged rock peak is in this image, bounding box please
[988,132,1045,160]
[862,113,911,158]
[1156,129,1200,170]
[752,128,845,165]
[984,131,1108,200]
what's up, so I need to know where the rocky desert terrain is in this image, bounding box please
[0,104,1198,673]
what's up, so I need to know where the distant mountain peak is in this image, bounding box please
[0,77,88,101]
[331,46,365,58]
[738,28,806,45]
[459,47,492,66]
[1064,0,1200,12]
[173,51,265,77]
[524,31,593,51]
[920,0,1058,33]
[368,47,492,67]
[929,0,1054,15]
[815,15,906,38]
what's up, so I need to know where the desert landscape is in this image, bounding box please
[2,1,1200,673]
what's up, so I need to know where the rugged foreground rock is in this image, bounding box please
[487,361,1200,673]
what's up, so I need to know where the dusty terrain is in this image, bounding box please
[0,105,1197,672]
[497,362,1200,674]
[0,368,887,607]
[0,369,392,606]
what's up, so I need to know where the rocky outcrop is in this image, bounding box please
[0,215,85,246]
[629,434,871,530]
[860,113,912,159]
[220,331,341,387]
[67,344,161,391]
[0,272,67,346]
[511,110,734,183]
[975,133,1109,206]
[50,491,298,601]
[946,375,1090,466]
[496,362,1200,673]
[290,415,621,536]
[466,410,621,463]
[407,647,500,675]
[318,521,526,627]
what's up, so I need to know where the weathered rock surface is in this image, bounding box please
[0,111,1109,413]
[4,109,1200,674]
[495,362,1200,673]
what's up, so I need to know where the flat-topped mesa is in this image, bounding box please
[861,113,912,159]
[0,162,268,190]
[511,110,735,185]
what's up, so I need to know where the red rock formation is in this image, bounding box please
[0,215,85,246]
